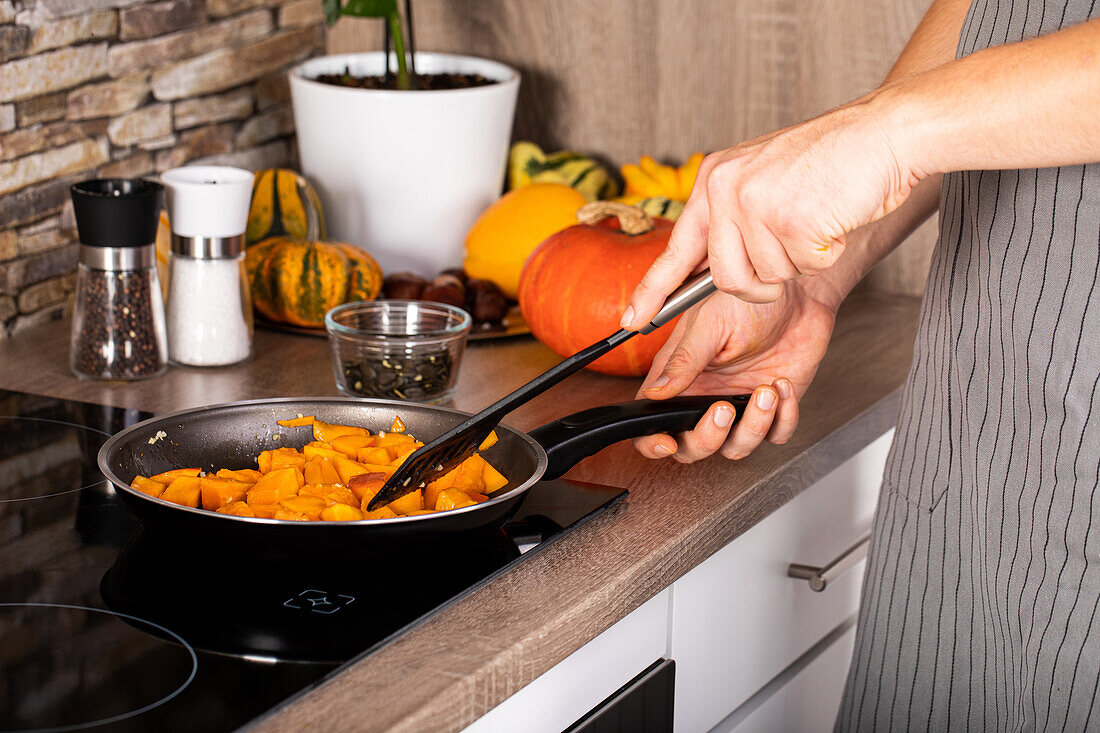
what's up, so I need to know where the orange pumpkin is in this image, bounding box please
[518,203,679,377]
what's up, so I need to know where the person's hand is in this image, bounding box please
[633,279,837,463]
[621,99,915,323]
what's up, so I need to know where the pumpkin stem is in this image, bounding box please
[576,201,655,235]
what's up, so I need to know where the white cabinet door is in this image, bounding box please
[670,430,891,733]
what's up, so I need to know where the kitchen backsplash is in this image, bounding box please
[0,0,325,338]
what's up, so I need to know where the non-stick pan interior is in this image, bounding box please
[104,397,544,507]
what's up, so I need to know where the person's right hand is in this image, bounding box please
[621,96,916,324]
[633,277,838,463]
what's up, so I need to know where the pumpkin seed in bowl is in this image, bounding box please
[325,301,470,404]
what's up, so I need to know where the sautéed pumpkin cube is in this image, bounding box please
[161,476,202,507]
[216,501,255,517]
[216,468,261,483]
[247,467,302,505]
[150,467,201,484]
[311,419,367,443]
[435,488,476,512]
[302,441,341,462]
[200,476,251,510]
[130,476,166,498]
[362,505,398,520]
[250,503,278,519]
[330,434,373,457]
[279,495,327,520]
[387,489,422,516]
[320,503,365,521]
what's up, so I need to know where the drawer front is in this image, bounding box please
[462,589,671,733]
[671,430,891,733]
[722,621,858,733]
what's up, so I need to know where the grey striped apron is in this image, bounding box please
[836,0,1100,730]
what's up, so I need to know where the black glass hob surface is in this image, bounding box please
[0,390,626,732]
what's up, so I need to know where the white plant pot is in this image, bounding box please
[290,52,520,277]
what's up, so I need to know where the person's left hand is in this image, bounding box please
[634,277,837,463]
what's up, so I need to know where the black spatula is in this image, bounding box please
[366,271,717,510]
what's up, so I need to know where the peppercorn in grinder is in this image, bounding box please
[70,178,168,381]
[162,166,254,367]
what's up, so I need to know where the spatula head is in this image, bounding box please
[366,421,496,511]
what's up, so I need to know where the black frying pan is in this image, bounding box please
[97,394,747,552]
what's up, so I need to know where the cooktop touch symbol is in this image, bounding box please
[283,589,357,615]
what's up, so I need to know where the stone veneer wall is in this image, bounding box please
[0,0,326,337]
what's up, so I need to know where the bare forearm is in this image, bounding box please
[889,18,1100,175]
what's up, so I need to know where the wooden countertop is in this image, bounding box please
[0,291,921,732]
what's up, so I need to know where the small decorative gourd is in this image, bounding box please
[246,168,326,246]
[246,237,383,327]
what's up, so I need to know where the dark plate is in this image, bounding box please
[255,305,530,342]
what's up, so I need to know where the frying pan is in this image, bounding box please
[97,394,747,553]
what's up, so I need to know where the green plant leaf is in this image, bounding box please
[340,0,397,18]
[322,0,342,25]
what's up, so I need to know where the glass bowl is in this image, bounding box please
[325,300,472,404]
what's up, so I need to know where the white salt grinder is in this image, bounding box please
[162,166,255,367]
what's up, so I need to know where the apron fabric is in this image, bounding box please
[836,0,1100,729]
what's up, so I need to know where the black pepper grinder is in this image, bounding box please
[70,178,168,380]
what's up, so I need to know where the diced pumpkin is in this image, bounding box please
[216,501,255,517]
[465,490,489,503]
[200,476,251,510]
[250,503,278,519]
[268,447,306,471]
[333,454,373,485]
[161,476,202,507]
[302,441,341,462]
[387,489,422,516]
[362,505,398,520]
[149,467,201,484]
[300,484,360,507]
[393,443,421,462]
[279,495,327,520]
[479,431,498,451]
[257,450,273,474]
[348,471,388,503]
[482,462,508,493]
[424,470,458,510]
[216,468,261,483]
[274,507,309,521]
[312,419,367,443]
[246,467,302,505]
[331,433,373,457]
[130,476,166,498]
[277,415,315,428]
[356,446,393,465]
[390,415,406,433]
[320,503,365,521]
[359,462,397,477]
[302,457,341,486]
[453,454,489,492]
[435,488,476,512]
[373,433,415,449]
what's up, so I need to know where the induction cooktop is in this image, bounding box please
[0,390,626,732]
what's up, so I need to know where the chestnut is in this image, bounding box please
[383,272,427,300]
[466,278,509,324]
[421,274,466,309]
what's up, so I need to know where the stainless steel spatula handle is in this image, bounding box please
[638,271,717,335]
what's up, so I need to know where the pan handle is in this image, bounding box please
[528,394,751,481]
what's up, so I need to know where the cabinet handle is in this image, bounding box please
[787,535,870,592]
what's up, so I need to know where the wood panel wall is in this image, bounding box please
[328,0,937,296]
